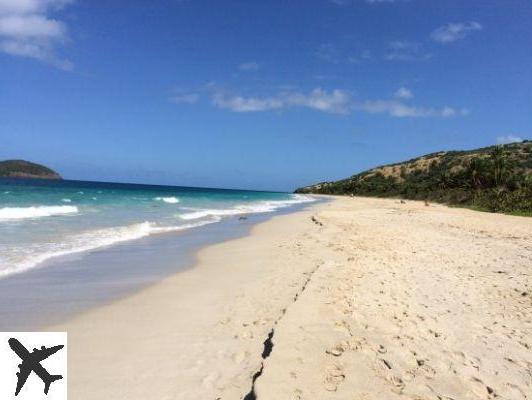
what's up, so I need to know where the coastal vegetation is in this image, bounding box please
[0,160,62,180]
[296,141,532,215]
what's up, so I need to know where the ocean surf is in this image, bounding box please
[0,178,314,278]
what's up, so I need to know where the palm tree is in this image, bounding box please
[467,157,484,189]
[436,171,454,190]
[490,146,509,187]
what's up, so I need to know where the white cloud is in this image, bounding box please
[0,14,65,38]
[394,87,413,99]
[210,86,466,119]
[286,89,351,114]
[0,0,73,69]
[357,100,462,118]
[170,93,200,105]
[212,93,284,112]
[348,50,371,64]
[385,41,431,61]
[238,61,259,71]
[0,0,72,14]
[212,88,351,114]
[496,135,523,144]
[431,22,482,44]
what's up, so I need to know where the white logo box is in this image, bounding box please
[0,332,67,400]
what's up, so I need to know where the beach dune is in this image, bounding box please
[50,197,532,399]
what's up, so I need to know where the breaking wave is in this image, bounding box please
[0,192,316,279]
[154,196,180,204]
[0,205,79,221]
[0,217,220,278]
[179,194,315,220]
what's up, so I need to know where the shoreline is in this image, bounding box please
[48,200,331,399]
[0,199,322,331]
[49,197,531,399]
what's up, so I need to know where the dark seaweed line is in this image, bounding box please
[242,259,322,400]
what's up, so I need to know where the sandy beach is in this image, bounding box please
[49,197,532,400]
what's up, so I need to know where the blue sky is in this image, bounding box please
[0,0,531,191]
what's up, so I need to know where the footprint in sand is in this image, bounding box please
[505,383,527,400]
[377,344,387,354]
[411,358,436,379]
[334,319,353,336]
[324,364,345,392]
[375,358,405,393]
[325,341,349,357]
[470,376,497,399]
[291,388,303,400]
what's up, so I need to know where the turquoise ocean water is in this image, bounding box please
[0,178,314,279]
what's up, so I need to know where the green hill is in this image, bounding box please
[296,141,532,215]
[0,160,62,180]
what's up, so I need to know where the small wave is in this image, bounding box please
[180,194,315,220]
[0,217,221,278]
[149,216,221,233]
[180,208,242,220]
[154,196,180,204]
[0,205,79,221]
[62,198,72,203]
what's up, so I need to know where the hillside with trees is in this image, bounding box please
[296,141,532,215]
[0,160,62,180]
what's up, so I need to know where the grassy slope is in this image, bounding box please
[296,141,532,214]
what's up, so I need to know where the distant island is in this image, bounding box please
[0,160,62,180]
[296,140,532,215]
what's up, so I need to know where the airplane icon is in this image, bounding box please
[8,338,64,396]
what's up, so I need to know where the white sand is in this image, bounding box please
[50,197,532,399]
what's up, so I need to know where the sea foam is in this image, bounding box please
[154,197,180,204]
[0,217,221,278]
[179,194,315,220]
[0,205,79,221]
[0,188,315,279]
